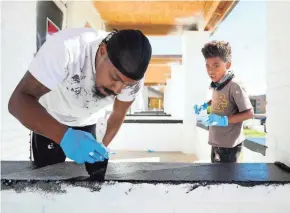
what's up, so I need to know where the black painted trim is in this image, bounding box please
[124,119,183,124]
[1,161,290,192]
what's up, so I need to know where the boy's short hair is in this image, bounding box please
[201,40,232,62]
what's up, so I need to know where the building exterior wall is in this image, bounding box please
[250,94,266,114]
[265,1,290,167]
[1,1,39,160]
[2,183,290,213]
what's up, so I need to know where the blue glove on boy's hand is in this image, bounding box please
[60,128,109,164]
[199,114,228,127]
[193,102,208,115]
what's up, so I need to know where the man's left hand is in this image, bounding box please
[199,114,229,127]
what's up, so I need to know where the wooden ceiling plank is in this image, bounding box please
[94,1,206,25]
[94,0,238,34]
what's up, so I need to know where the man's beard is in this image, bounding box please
[93,86,117,98]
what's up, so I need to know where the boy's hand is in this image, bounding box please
[199,114,228,127]
[193,102,208,115]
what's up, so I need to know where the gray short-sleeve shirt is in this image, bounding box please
[208,78,253,148]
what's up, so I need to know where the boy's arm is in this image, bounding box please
[228,83,254,124]
[228,109,254,124]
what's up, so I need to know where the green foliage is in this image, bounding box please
[243,129,266,138]
[207,106,211,114]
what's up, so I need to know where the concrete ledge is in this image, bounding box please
[2,161,290,213]
[2,161,290,184]
[126,114,171,117]
[124,119,183,124]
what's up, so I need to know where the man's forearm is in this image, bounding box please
[102,112,126,147]
[9,93,67,144]
[228,109,254,124]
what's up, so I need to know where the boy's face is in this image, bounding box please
[205,57,231,83]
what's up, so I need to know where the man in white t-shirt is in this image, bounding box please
[8,28,152,178]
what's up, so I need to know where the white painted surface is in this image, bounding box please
[130,84,146,113]
[2,182,290,213]
[194,127,211,162]
[125,116,178,120]
[1,1,38,161]
[163,79,173,115]
[181,31,210,154]
[243,119,262,129]
[108,123,184,152]
[242,148,269,163]
[265,1,290,167]
[163,64,184,119]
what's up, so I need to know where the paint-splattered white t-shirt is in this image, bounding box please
[28,28,142,127]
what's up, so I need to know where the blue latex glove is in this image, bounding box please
[199,114,229,127]
[193,102,208,115]
[60,128,109,164]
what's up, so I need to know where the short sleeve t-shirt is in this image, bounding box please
[28,28,142,127]
[209,77,253,148]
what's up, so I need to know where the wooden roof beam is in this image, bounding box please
[205,1,238,31]
[105,24,174,36]
[203,0,221,30]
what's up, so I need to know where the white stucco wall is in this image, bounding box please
[163,65,184,118]
[1,1,38,160]
[163,79,173,115]
[108,123,184,152]
[2,182,290,213]
[181,31,210,154]
[194,127,211,162]
[264,1,290,167]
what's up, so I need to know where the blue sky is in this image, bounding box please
[148,1,267,95]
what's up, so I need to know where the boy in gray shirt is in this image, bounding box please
[194,41,254,163]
